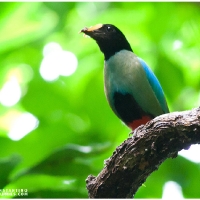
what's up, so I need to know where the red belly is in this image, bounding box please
[128,115,152,130]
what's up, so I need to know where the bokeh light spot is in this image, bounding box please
[173,40,183,50]
[8,112,39,141]
[40,42,78,81]
[0,76,21,107]
[162,181,184,199]
[179,144,200,163]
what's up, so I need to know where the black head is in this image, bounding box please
[81,24,133,60]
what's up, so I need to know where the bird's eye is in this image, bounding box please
[106,26,113,32]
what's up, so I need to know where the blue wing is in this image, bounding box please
[138,58,169,113]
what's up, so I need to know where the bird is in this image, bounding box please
[80,24,169,130]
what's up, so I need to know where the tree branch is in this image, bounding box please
[86,107,200,198]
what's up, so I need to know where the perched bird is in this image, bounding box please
[80,24,169,130]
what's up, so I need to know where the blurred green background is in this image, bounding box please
[0,2,200,198]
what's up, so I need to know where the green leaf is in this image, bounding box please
[0,154,21,188]
[14,143,111,178]
[0,2,57,53]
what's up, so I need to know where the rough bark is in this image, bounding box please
[86,107,200,198]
